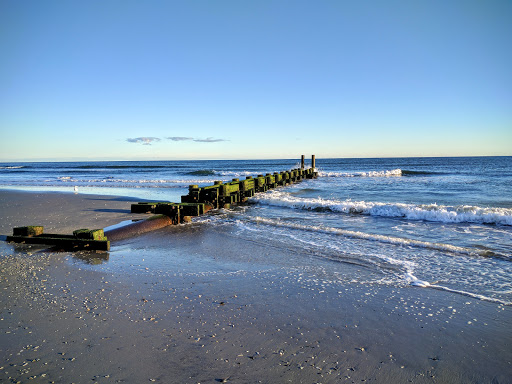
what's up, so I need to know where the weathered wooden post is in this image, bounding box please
[301,155,305,169]
[8,227,111,251]
[312,155,316,170]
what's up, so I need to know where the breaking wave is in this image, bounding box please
[318,169,402,177]
[216,170,257,177]
[186,169,263,177]
[253,191,512,226]
[318,169,443,178]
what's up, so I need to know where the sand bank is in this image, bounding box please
[0,190,511,383]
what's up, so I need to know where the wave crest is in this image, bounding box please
[253,191,512,226]
[216,170,255,177]
[319,169,402,177]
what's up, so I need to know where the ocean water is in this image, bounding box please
[1,157,511,305]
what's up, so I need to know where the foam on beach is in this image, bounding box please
[405,272,512,305]
[209,215,511,306]
[221,215,511,305]
[246,216,507,259]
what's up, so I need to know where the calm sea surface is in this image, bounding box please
[1,157,511,305]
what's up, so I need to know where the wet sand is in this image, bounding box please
[1,190,511,383]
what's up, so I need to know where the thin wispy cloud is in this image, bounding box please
[166,136,228,143]
[126,137,161,145]
[167,137,194,141]
[193,137,228,143]
[126,136,228,145]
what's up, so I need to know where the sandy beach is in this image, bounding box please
[0,189,511,383]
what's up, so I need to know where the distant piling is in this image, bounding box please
[312,155,316,170]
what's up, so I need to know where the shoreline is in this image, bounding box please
[1,190,511,383]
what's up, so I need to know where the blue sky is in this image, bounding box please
[1,0,511,161]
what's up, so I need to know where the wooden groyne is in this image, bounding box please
[6,156,318,251]
[6,227,110,251]
[107,156,317,241]
[131,166,317,217]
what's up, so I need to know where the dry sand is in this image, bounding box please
[0,190,511,383]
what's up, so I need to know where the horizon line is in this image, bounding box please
[1,154,511,163]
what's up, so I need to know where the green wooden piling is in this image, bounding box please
[7,227,110,251]
[13,226,44,237]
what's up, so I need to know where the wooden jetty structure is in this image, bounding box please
[6,227,110,251]
[7,155,318,251]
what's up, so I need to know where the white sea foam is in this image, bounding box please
[318,169,402,177]
[55,178,224,185]
[428,284,512,306]
[405,272,431,287]
[216,170,255,177]
[253,191,512,226]
[0,166,25,169]
[406,272,512,305]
